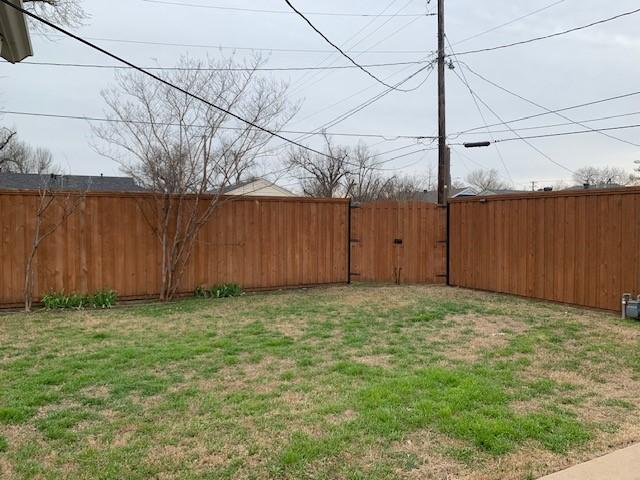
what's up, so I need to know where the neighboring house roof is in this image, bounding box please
[0,173,146,192]
[477,188,526,196]
[565,183,625,191]
[416,187,525,203]
[221,177,296,197]
[414,187,478,203]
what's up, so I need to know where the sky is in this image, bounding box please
[1,0,639,191]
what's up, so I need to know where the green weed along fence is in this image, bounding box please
[2,187,639,312]
[0,191,349,306]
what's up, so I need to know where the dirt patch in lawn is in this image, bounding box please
[3,284,640,480]
[441,314,531,362]
[390,430,469,479]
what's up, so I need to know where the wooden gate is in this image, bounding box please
[349,201,446,284]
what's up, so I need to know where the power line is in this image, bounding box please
[449,67,576,175]
[371,146,439,169]
[451,90,640,137]
[4,58,431,72]
[473,124,640,144]
[453,7,640,56]
[294,63,435,145]
[445,36,513,184]
[142,0,435,17]
[450,145,485,169]
[291,55,434,125]
[0,0,333,160]
[288,0,428,97]
[452,0,567,46]
[256,62,435,160]
[458,62,640,148]
[0,108,433,141]
[31,32,430,55]
[286,0,411,95]
[459,111,640,136]
[283,0,423,91]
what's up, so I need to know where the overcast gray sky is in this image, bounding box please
[1,0,639,190]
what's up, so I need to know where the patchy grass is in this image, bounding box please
[1,285,639,479]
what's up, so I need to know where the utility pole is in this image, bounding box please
[437,0,451,287]
[437,0,450,205]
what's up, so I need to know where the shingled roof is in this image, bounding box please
[0,173,146,192]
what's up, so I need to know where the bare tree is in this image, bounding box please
[287,133,350,198]
[1,138,57,174]
[343,143,396,202]
[631,162,640,186]
[0,136,58,174]
[92,54,297,301]
[288,138,439,201]
[23,0,87,29]
[465,168,511,191]
[552,180,570,191]
[380,173,434,201]
[0,128,16,153]
[24,177,85,312]
[572,166,632,187]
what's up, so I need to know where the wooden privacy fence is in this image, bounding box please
[350,201,447,284]
[4,187,638,312]
[0,191,349,306]
[449,188,640,312]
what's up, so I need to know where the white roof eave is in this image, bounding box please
[0,0,33,63]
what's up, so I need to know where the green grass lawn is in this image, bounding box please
[1,285,640,479]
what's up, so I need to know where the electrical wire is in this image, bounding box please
[452,0,567,46]
[0,0,333,159]
[450,90,640,137]
[450,145,486,169]
[458,62,640,148]
[288,0,428,97]
[283,0,424,91]
[458,111,640,136]
[290,54,435,127]
[452,6,640,57]
[31,32,431,55]
[0,109,433,140]
[293,63,435,145]
[449,67,577,175]
[445,36,514,184]
[371,146,439,168]
[463,124,640,144]
[3,58,432,72]
[141,0,435,17]
[287,0,409,95]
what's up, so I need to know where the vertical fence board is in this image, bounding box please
[349,201,445,285]
[450,188,640,312]
[0,192,350,305]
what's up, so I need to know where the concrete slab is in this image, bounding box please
[539,444,640,480]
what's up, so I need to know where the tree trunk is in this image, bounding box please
[24,215,42,313]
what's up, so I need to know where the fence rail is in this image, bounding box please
[0,191,349,306]
[449,187,640,312]
[3,187,639,312]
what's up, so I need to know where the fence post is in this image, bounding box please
[446,202,450,286]
[347,198,352,284]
